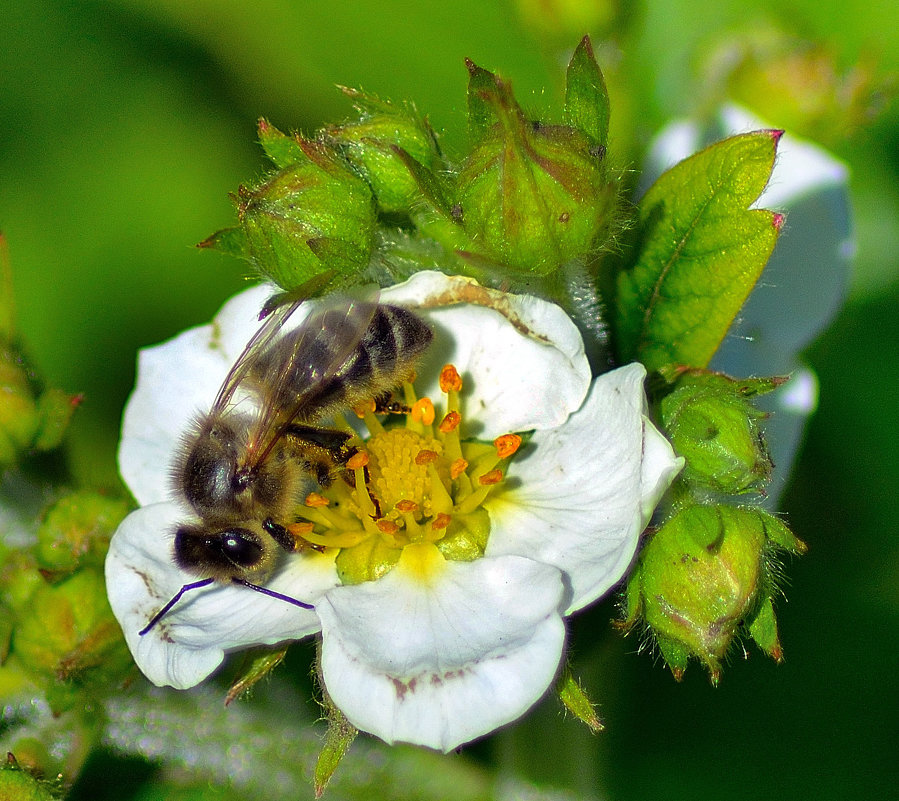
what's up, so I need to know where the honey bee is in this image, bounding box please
[139,292,432,635]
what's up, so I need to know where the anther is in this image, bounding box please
[478,469,503,485]
[376,519,400,535]
[432,513,451,530]
[411,397,435,426]
[439,364,463,393]
[450,458,468,479]
[415,449,439,466]
[305,492,330,507]
[439,411,461,433]
[494,434,522,458]
[347,451,369,470]
[395,499,419,513]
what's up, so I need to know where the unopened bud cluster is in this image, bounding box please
[201,37,620,296]
[620,367,806,682]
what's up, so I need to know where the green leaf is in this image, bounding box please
[616,131,782,370]
[563,35,610,147]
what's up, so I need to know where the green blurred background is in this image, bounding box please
[1,0,897,799]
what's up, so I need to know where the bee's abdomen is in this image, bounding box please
[306,304,431,416]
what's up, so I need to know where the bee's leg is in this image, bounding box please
[283,423,352,453]
[372,391,410,415]
[262,518,299,552]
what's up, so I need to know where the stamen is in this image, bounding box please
[439,364,463,393]
[478,469,504,485]
[347,452,369,470]
[415,449,439,466]
[377,519,399,535]
[396,499,419,513]
[411,397,435,426]
[439,411,461,433]
[494,433,522,458]
[432,513,451,530]
[305,492,330,508]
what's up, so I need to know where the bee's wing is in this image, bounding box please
[239,292,380,466]
[209,295,308,415]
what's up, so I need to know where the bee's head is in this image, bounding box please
[173,521,277,580]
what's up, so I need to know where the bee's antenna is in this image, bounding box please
[138,577,314,637]
[139,578,216,636]
[230,577,315,610]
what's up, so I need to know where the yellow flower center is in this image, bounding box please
[286,364,521,585]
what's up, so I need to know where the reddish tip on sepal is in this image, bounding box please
[772,212,785,230]
[770,129,785,143]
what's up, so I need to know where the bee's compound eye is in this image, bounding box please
[219,528,265,567]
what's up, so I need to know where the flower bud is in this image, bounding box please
[0,347,79,466]
[203,139,377,291]
[326,87,442,214]
[0,758,57,801]
[36,491,130,577]
[620,503,806,683]
[454,48,617,277]
[659,369,784,495]
[13,570,132,700]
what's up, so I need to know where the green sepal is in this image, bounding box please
[314,690,358,798]
[465,58,505,146]
[616,130,782,370]
[257,118,306,168]
[748,595,782,661]
[196,226,252,262]
[557,664,603,733]
[224,647,288,706]
[563,35,610,147]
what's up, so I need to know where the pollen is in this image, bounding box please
[288,363,522,587]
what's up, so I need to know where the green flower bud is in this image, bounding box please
[659,369,784,495]
[0,348,79,467]
[0,758,58,801]
[454,49,617,277]
[203,139,377,291]
[35,491,130,577]
[620,503,806,683]
[13,570,131,697]
[326,87,442,214]
[0,346,38,464]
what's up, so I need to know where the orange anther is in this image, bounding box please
[304,492,330,507]
[450,457,468,479]
[411,397,436,425]
[439,364,463,393]
[415,449,439,465]
[439,410,461,433]
[346,451,369,470]
[353,399,376,418]
[431,513,451,531]
[287,521,315,535]
[376,519,400,535]
[478,469,503,486]
[395,499,419,513]
[494,433,522,458]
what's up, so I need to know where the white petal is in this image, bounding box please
[383,272,591,435]
[105,502,337,689]
[317,545,566,751]
[486,363,682,613]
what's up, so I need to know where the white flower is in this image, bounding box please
[106,271,682,751]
